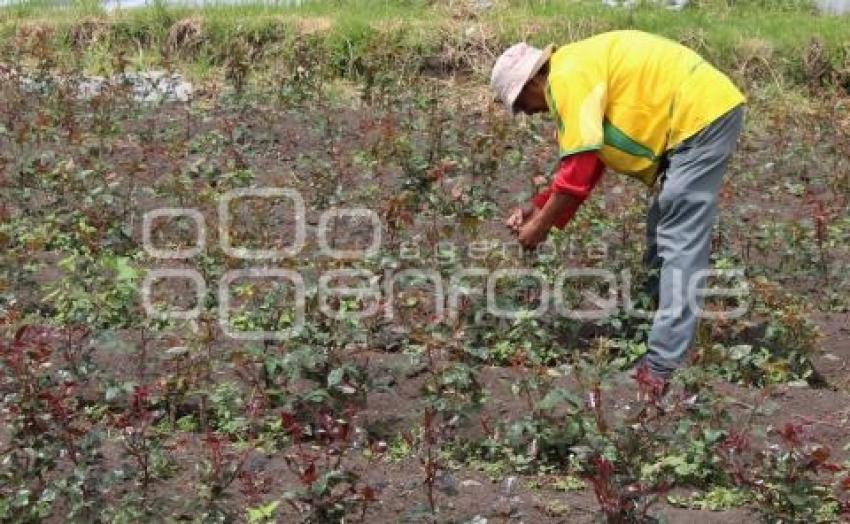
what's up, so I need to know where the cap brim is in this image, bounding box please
[508,44,555,114]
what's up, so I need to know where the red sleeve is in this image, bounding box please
[531,152,604,228]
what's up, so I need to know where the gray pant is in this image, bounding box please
[644,106,745,377]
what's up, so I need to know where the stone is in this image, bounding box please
[11,67,193,103]
[500,475,518,496]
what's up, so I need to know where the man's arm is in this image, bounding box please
[517,151,604,248]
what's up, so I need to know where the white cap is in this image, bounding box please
[490,42,554,113]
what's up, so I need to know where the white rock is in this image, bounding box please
[500,475,518,496]
[10,67,192,103]
[113,70,193,102]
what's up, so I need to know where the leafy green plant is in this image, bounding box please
[280,409,381,522]
[716,422,849,522]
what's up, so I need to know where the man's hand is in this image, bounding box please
[505,204,536,233]
[514,191,580,249]
[517,215,550,249]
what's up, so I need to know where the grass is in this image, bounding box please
[1,0,434,24]
[495,0,850,60]
[2,0,849,85]
[1,0,106,18]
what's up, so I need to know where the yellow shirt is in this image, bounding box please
[544,30,745,186]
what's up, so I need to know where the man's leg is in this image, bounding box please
[642,191,662,308]
[645,107,744,378]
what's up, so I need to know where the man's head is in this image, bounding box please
[490,43,553,115]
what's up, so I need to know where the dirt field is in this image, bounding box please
[2,13,850,522]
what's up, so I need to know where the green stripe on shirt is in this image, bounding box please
[602,119,657,161]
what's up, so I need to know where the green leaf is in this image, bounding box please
[327,367,345,387]
[105,386,122,402]
[703,429,725,444]
[728,344,752,360]
[537,388,580,411]
[246,500,280,523]
[113,257,139,282]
